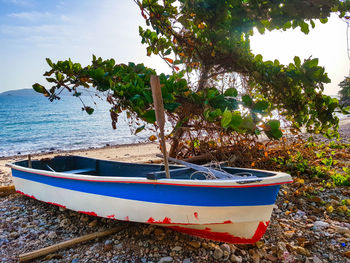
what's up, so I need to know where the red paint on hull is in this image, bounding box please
[16,190,36,200]
[194,212,199,219]
[107,214,116,219]
[147,217,172,224]
[167,221,269,244]
[78,211,98,217]
[47,202,66,208]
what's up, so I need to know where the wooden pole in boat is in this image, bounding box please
[28,154,32,168]
[150,75,171,179]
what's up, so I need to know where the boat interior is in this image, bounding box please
[13,155,276,180]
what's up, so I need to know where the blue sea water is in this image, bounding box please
[0,95,151,157]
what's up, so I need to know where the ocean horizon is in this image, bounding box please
[0,95,152,157]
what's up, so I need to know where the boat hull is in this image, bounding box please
[9,157,292,244]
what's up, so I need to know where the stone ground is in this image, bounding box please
[1,118,350,263]
[1,171,350,263]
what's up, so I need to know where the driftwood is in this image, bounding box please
[19,226,125,262]
[0,184,16,197]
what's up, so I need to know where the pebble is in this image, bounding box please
[313,221,329,230]
[47,231,57,239]
[188,240,201,249]
[171,246,182,252]
[230,254,243,262]
[334,226,350,235]
[88,219,98,228]
[213,247,224,259]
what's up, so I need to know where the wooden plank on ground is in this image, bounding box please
[19,226,125,262]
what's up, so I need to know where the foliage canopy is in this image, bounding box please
[33,0,350,158]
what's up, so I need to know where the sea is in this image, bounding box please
[0,93,348,158]
[0,95,152,157]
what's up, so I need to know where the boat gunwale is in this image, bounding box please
[7,160,293,188]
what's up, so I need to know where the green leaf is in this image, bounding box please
[164,102,180,111]
[84,106,94,115]
[135,125,145,134]
[299,22,309,34]
[224,87,238,97]
[271,129,283,139]
[130,94,141,101]
[46,58,54,68]
[221,110,232,128]
[240,117,255,131]
[46,78,57,83]
[267,120,280,130]
[32,83,48,95]
[55,72,64,82]
[242,95,253,107]
[320,18,328,24]
[294,56,301,67]
[142,110,156,123]
[252,100,269,113]
[230,112,242,129]
[304,58,319,68]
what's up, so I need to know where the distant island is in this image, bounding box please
[0,88,41,96]
[0,88,72,97]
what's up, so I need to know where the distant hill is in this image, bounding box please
[0,88,41,96]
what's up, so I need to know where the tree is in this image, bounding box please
[33,0,350,158]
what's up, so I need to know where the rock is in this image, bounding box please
[213,247,224,260]
[313,221,329,230]
[47,231,57,239]
[230,254,243,263]
[312,255,322,263]
[143,225,156,235]
[223,250,230,260]
[334,226,350,235]
[283,230,295,238]
[182,258,191,263]
[80,215,88,222]
[265,253,277,261]
[188,241,201,249]
[171,246,182,252]
[158,256,173,263]
[154,228,165,240]
[88,219,98,228]
[72,258,79,263]
[220,243,231,253]
[115,243,123,250]
[59,218,70,228]
[295,210,306,218]
[104,239,113,251]
[293,246,311,257]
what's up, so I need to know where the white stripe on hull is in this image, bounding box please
[14,177,274,239]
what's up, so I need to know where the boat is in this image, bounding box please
[7,155,292,244]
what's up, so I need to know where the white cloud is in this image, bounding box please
[8,11,56,21]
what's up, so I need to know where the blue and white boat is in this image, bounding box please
[7,155,292,244]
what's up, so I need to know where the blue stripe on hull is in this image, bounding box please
[13,169,280,207]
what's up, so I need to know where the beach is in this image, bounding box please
[1,117,349,262]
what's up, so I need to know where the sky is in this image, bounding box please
[0,0,349,95]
